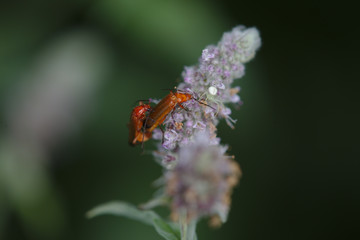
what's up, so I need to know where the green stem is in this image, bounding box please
[179,211,187,240]
[179,210,197,240]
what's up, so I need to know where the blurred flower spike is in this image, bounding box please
[153,26,261,227]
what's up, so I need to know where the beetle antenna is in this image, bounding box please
[192,97,215,110]
[160,86,178,92]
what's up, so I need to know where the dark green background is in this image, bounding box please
[0,0,358,239]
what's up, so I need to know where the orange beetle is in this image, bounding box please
[128,102,152,146]
[144,90,192,133]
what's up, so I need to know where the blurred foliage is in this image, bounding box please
[0,0,358,240]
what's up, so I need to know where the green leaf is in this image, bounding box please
[153,218,181,240]
[87,201,180,240]
[86,201,154,225]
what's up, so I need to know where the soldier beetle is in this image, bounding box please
[129,89,214,147]
[128,102,152,146]
[144,89,214,134]
[144,90,191,133]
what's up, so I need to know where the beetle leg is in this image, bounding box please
[159,125,165,144]
[178,103,189,112]
[141,114,152,149]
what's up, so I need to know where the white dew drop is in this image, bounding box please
[208,86,217,95]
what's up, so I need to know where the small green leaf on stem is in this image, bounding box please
[87,201,180,240]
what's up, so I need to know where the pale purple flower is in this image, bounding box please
[162,129,179,150]
[171,26,261,136]
[192,121,206,130]
[152,128,163,140]
[166,132,241,224]
[173,112,185,123]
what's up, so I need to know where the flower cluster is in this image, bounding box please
[166,132,241,226]
[181,26,261,108]
[154,26,261,161]
[150,26,261,225]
